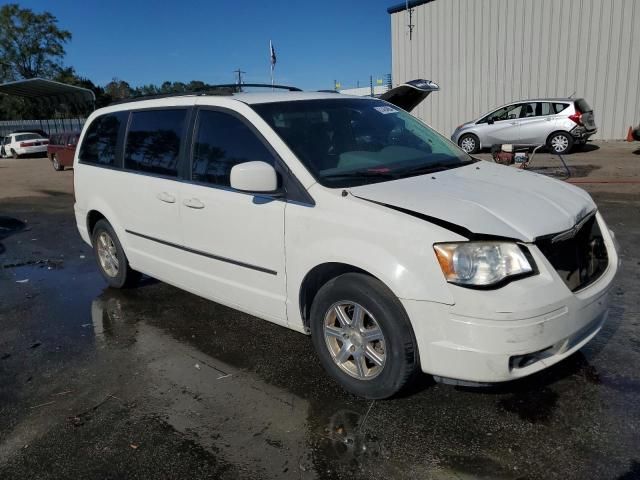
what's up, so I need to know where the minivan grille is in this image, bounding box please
[536,213,608,292]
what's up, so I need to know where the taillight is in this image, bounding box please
[569,110,582,125]
[19,142,27,147]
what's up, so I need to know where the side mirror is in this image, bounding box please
[487,118,495,125]
[230,161,279,194]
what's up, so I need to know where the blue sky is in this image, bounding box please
[18,0,396,90]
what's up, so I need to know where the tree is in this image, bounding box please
[105,77,131,101]
[0,4,71,81]
[55,67,111,109]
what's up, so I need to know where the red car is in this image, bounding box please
[47,132,80,171]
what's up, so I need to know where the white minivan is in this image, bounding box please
[74,82,618,399]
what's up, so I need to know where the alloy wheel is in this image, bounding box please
[96,231,119,277]
[323,301,387,380]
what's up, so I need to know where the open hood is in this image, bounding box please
[379,79,439,112]
[349,162,596,242]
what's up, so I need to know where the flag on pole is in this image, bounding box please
[269,40,276,88]
[270,41,276,67]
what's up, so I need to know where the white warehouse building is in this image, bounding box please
[388,0,640,140]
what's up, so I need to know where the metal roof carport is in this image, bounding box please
[0,77,95,109]
[0,78,95,136]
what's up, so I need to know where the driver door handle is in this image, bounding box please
[183,198,205,209]
[156,192,176,203]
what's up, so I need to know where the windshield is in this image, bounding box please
[252,98,473,188]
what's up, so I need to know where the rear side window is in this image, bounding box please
[192,110,276,187]
[79,113,127,166]
[553,103,569,114]
[125,109,187,177]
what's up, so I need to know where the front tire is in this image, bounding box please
[11,149,18,159]
[458,133,480,154]
[310,273,418,399]
[547,131,574,154]
[92,219,141,289]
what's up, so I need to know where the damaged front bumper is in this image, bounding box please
[401,214,619,384]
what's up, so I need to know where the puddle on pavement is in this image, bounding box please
[2,262,638,479]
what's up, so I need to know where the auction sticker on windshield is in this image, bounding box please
[374,106,398,114]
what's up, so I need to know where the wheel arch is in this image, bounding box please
[458,131,481,151]
[546,130,573,151]
[299,262,378,331]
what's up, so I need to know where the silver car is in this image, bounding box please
[451,98,597,154]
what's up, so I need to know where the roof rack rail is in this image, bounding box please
[109,88,232,106]
[213,83,302,92]
[108,83,302,106]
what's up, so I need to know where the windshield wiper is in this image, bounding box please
[397,159,477,176]
[323,170,398,180]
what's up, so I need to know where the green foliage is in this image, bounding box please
[0,3,71,81]
[0,3,235,120]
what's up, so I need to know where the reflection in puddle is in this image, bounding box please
[90,294,394,479]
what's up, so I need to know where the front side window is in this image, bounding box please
[483,104,523,123]
[125,109,187,177]
[192,109,276,186]
[79,112,127,166]
[253,98,473,188]
[520,102,537,118]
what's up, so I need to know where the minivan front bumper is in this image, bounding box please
[402,213,618,383]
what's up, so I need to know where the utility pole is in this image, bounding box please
[233,68,246,91]
[406,0,415,40]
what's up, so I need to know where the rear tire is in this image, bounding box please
[11,149,18,159]
[547,131,574,154]
[310,273,419,399]
[52,154,64,171]
[92,219,141,289]
[458,133,480,154]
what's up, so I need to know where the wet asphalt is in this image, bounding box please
[0,191,639,480]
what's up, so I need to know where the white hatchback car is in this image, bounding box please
[73,83,618,399]
[1,132,49,158]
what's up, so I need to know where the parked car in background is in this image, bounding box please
[451,98,597,154]
[10,128,49,139]
[632,123,640,141]
[47,132,80,171]
[0,132,49,159]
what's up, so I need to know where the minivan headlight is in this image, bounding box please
[433,242,534,287]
